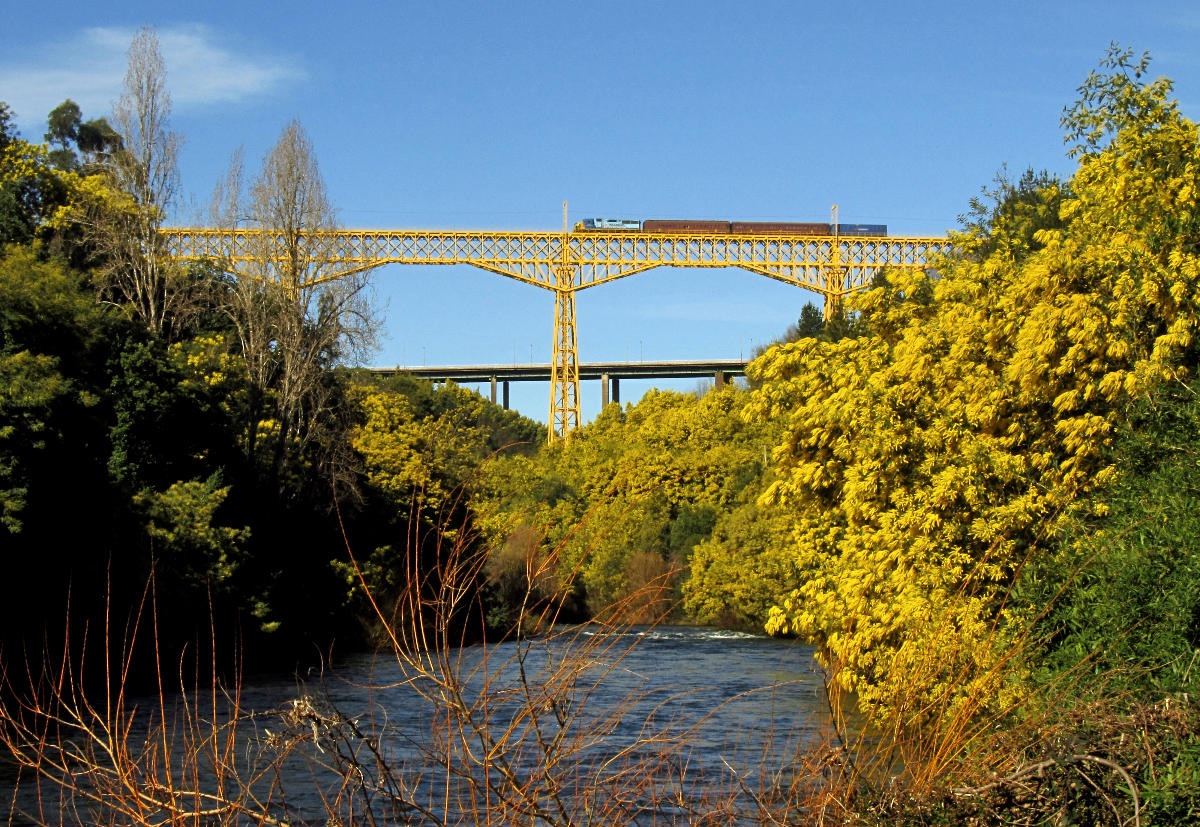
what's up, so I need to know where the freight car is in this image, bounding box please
[730,221,830,234]
[836,223,889,236]
[575,219,887,235]
[642,218,734,233]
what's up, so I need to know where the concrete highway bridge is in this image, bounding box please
[369,358,748,411]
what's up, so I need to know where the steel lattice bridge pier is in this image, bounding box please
[163,227,953,441]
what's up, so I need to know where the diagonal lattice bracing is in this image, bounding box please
[165,229,950,284]
[164,227,953,440]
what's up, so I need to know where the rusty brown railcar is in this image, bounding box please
[641,219,732,233]
[729,221,831,234]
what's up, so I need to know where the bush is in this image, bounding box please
[1025,377,1200,697]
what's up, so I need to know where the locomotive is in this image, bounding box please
[575,218,887,236]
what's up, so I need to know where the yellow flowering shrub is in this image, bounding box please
[748,50,1200,720]
[474,386,770,614]
[351,385,489,512]
[1,139,77,243]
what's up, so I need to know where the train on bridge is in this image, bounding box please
[575,218,887,235]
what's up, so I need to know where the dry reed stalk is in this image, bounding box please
[1,494,829,826]
[0,572,302,826]
[338,500,798,826]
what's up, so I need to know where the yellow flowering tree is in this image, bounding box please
[0,125,76,247]
[748,46,1200,721]
[351,384,490,511]
[475,386,769,617]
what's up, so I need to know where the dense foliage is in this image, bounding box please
[473,385,770,625]
[741,46,1200,722]
[469,45,1200,821]
[1026,376,1200,695]
[0,89,545,678]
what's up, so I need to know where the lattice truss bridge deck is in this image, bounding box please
[163,228,953,440]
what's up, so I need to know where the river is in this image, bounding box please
[6,626,832,825]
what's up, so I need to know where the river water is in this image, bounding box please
[6,626,831,825]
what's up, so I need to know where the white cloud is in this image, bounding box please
[0,24,303,132]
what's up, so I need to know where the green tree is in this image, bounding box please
[1026,377,1200,695]
[107,338,231,489]
[135,475,249,592]
[958,165,1068,261]
[0,249,112,531]
[0,245,136,677]
[45,99,83,170]
[350,383,490,514]
[684,500,795,627]
[475,386,768,620]
[0,349,72,532]
[44,98,122,172]
[0,102,15,149]
[790,303,825,341]
[328,378,544,641]
[754,301,864,359]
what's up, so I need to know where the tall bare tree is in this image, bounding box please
[81,27,196,338]
[224,121,377,487]
[208,146,244,230]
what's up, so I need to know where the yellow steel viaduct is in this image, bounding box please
[163,221,952,441]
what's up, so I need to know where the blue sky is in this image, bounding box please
[4,1,1200,424]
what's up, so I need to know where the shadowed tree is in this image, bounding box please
[0,102,15,150]
[44,99,82,170]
